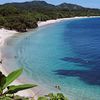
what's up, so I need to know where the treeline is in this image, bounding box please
[0,6,38,32]
[0,1,100,32]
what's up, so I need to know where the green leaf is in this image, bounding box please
[47,93,56,99]
[0,71,6,92]
[57,93,65,100]
[5,84,37,94]
[3,68,23,89]
[38,97,48,100]
[0,96,12,100]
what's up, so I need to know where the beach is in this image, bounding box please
[0,28,17,74]
[37,16,99,27]
[0,16,99,99]
[0,28,36,98]
[37,17,83,27]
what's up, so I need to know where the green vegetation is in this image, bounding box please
[0,68,68,100]
[0,1,100,32]
[0,6,38,32]
[0,95,29,100]
[0,68,37,100]
[38,93,68,100]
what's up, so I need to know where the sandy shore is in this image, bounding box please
[0,28,36,98]
[0,16,100,99]
[37,16,99,27]
[37,17,82,27]
[37,18,76,27]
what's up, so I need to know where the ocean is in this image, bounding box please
[3,18,100,100]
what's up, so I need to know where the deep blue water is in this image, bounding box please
[4,18,100,100]
[57,18,100,85]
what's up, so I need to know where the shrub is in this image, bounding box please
[38,93,68,100]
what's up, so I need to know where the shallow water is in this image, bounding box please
[3,18,100,100]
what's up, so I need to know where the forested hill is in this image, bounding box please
[0,1,100,32]
[1,1,84,10]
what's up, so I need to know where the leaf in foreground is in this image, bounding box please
[5,84,37,94]
[38,97,48,100]
[3,68,23,89]
[0,72,6,93]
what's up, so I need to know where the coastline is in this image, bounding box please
[0,28,36,98]
[0,16,100,99]
[0,28,18,75]
[37,16,100,27]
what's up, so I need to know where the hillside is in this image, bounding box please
[0,1,100,32]
[57,3,84,10]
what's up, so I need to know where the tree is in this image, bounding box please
[0,6,19,16]
[3,14,38,32]
[0,16,6,27]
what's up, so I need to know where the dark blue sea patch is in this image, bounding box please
[54,68,100,85]
[58,18,100,86]
[61,57,92,65]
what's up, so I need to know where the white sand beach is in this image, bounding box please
[0,16,99,99]
[37,17,89,27]
[0,28,35,98]
[38,16,100,27]
[37,18,74,27]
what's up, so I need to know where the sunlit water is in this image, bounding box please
[2,18,100,100]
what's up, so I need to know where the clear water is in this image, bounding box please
[3,18,100,100]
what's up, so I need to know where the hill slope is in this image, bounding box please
[0,1,100,32]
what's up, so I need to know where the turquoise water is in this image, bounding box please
[3,18,100,100]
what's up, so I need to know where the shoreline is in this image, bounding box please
[37,16,100,27]
[0,29,18,72]
[0,28,36,98]
[0,16,100,99]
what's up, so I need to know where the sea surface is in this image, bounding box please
[3,18,100,100]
